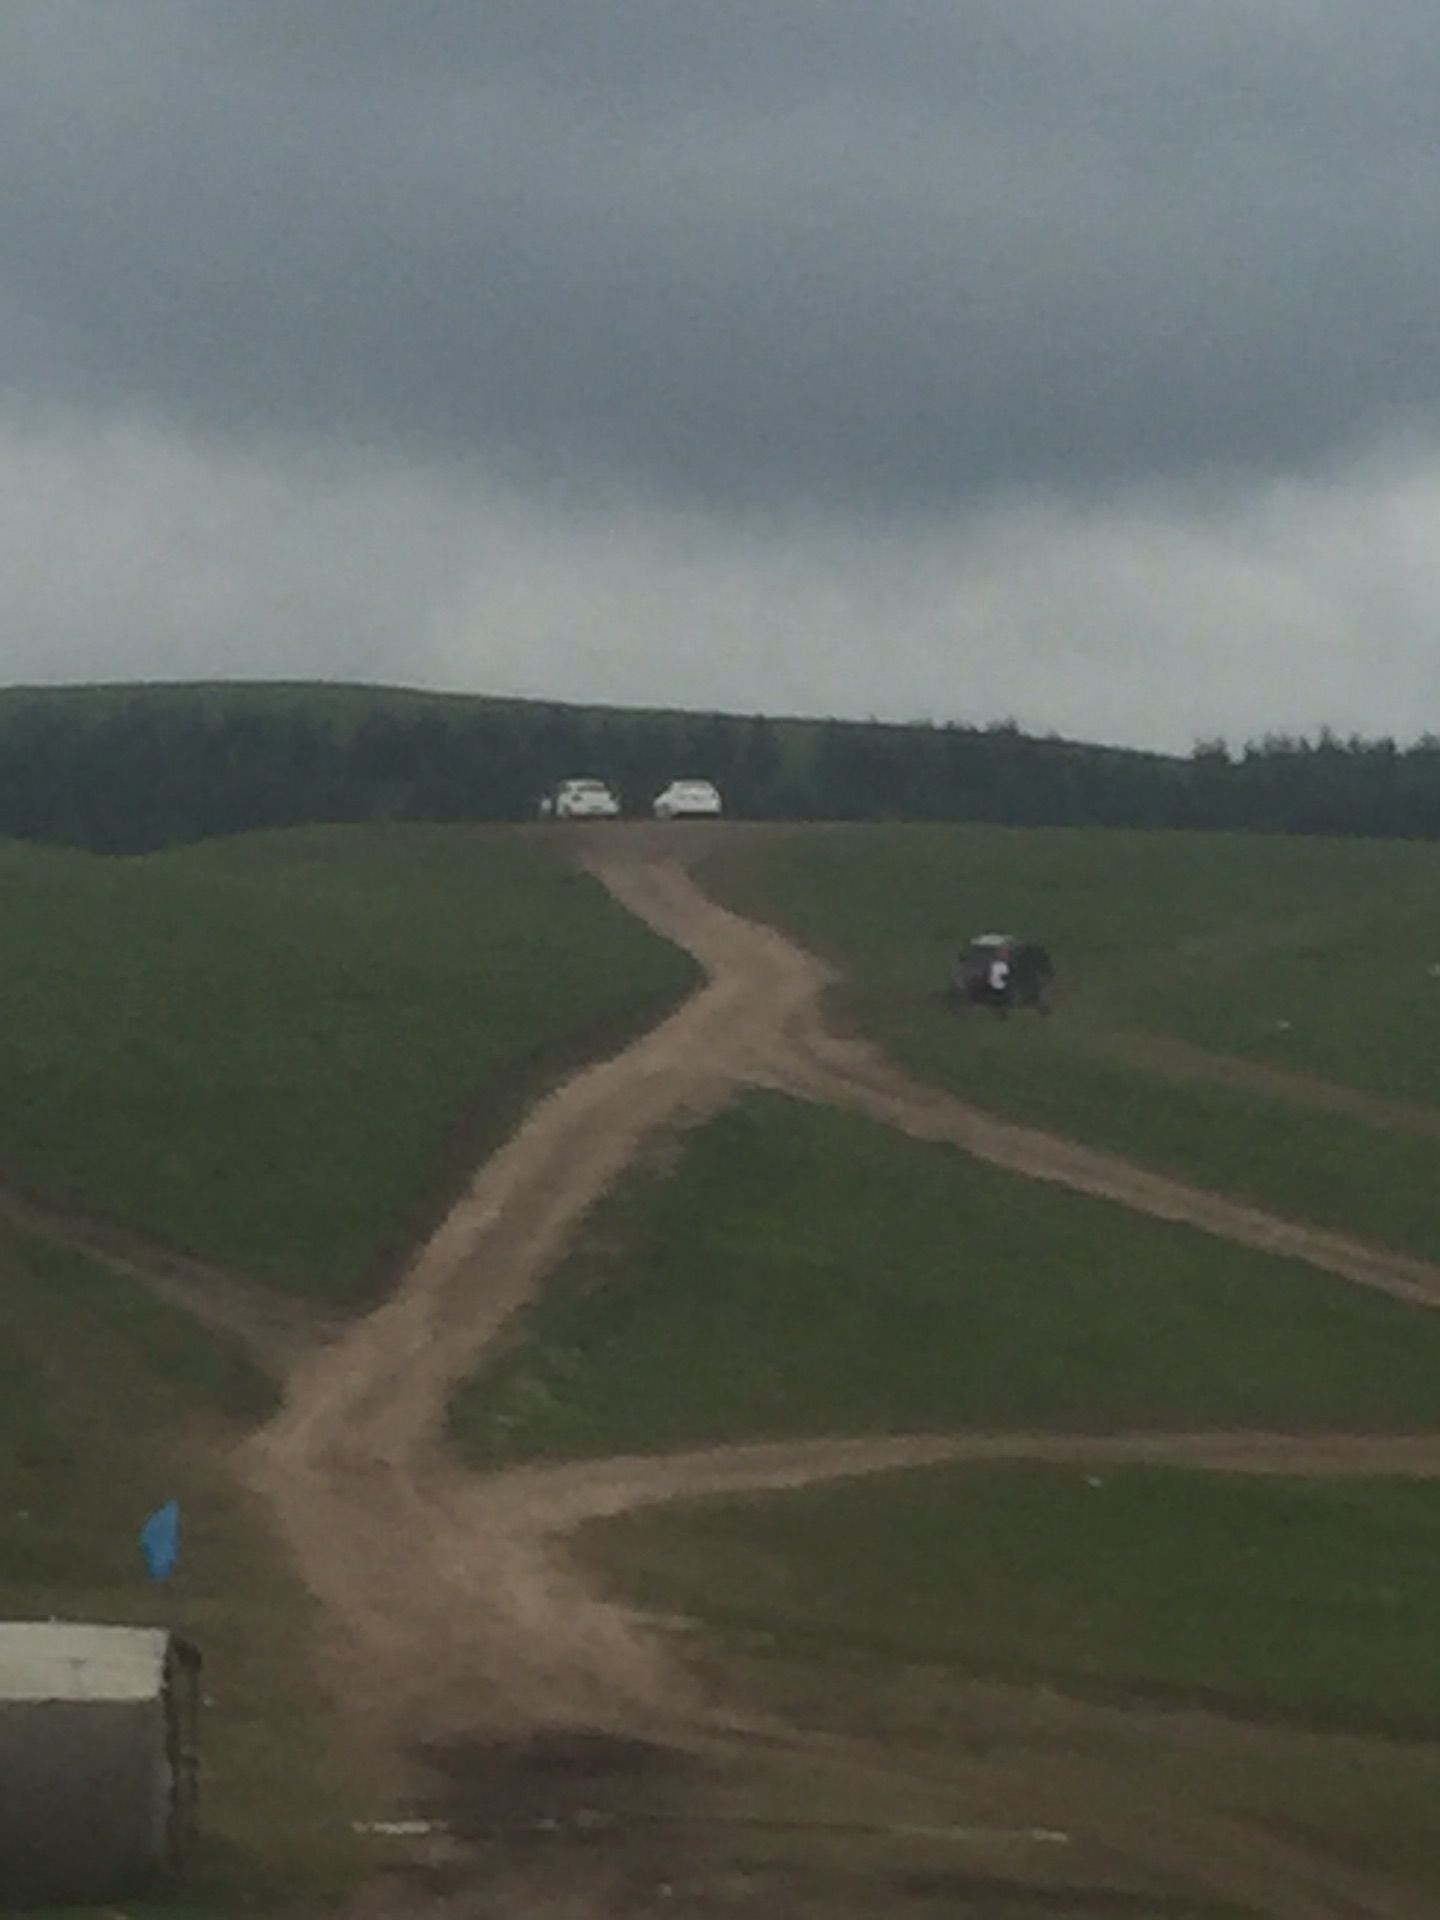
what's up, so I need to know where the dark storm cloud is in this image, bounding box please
[3,1,1440,511]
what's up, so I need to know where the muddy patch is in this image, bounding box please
[361,1730,707,1917]
[423,1727,692,1845]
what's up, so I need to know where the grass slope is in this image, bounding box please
[584,1461,1440,1739]
[582,1479,1440,1908]
[0,1220,370,1913]
[452,1095,1440,1465]
[704,825,1440,1259]
[0,826,693,1301]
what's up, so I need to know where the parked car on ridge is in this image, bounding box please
[538,778,622,820]
[653,778,723,820]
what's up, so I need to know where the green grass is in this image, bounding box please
[0,825,694,1301]
[584,1461,1440,1738]
[0,1220,372,1914]
[703,825,1440,1260]
[452,1095,1440,1465]
[692,1648,1440,1914]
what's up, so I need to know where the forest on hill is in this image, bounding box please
[1,681,1437,851]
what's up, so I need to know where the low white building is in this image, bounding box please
[0,1622,201,1905]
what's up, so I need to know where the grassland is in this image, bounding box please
[0,825,693,1301]
[584,1461,1440,1737]
[14,811,1440,1913]
[452,1094,1440,1465]
[703,824,1440,1260]
[0,1219,373,1913]
[665,1644,1440,1915]
[577,1456,1440,1906]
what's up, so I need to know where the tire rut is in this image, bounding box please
[0,1179,328,1375]
[481,1428,1440,1543]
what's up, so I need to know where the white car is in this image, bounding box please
[542,778,622,820]
[653,778,723,820]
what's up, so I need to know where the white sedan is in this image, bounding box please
[542,778,622,820]
[653,779,723,820]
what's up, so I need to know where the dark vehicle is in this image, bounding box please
[950,933,1054,1016]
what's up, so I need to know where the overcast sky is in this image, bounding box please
[4,1,1439,750]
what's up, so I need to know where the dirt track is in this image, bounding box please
[235,830,1440,1917]
[0,1178,329,1374]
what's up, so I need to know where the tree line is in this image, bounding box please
[0,684,1438,852]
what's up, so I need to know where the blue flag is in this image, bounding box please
[140,1500,181,1581]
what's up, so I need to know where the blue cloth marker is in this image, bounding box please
[139,1500,181,1581]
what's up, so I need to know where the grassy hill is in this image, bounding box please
[0,825,693,1300]
[703,825,1440,1260]
[584,1460,1440,1738]
[454,1084,1440,1907]
[575,1455,1440,1905]
[13,810,1440,1912]
[452,1094,1440,1465]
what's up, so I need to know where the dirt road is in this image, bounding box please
[236,831,1440,1917]
[240,848,831,1739]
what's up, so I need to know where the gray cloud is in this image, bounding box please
[4,3,1440,751]
[4,2,1440,512]
[5,399,1438,753]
